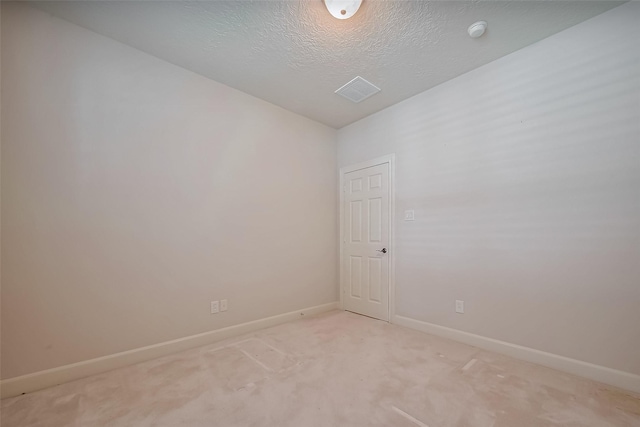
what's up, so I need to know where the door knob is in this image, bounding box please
[377,248,387,254]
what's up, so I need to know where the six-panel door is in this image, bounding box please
[343,163,390,321]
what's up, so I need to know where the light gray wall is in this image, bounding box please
[338,2,640,374]
[1,2,338,379]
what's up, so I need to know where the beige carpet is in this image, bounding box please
[2,310,639,426]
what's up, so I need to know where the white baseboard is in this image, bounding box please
[393,314,640,394]
[1,302,339,399]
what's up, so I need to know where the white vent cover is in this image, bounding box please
[335,76,381,103]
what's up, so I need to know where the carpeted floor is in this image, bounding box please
[2,310,639,426]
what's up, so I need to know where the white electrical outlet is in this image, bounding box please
[404,210,415,221]
[220,299,228,312]
[210,300,219,314]
[455,300,464,314]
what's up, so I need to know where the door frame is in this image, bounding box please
[339,154,396,323]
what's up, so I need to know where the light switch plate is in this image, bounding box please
[404,210,415,221]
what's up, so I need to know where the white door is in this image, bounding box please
[342,162,390,321]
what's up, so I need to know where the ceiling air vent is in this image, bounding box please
[335,76,381,103]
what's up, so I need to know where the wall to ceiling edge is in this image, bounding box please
[0,1,338,382]
[338,1,640,379]
[1,0,639,397]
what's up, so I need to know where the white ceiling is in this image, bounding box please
[29,0,624,128]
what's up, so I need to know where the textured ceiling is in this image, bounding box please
[29,0,624,128]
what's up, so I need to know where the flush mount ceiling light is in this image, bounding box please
[324,0,363,20]
[468,21,488,38]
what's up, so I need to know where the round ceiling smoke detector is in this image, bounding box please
[324,0,363,20]
[468,21,488,38]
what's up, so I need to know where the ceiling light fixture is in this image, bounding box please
[323,0,363,20]
[468,21,488,38]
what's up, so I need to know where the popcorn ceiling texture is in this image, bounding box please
[30,0,622,128]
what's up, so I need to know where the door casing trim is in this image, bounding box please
[339,154,396,322]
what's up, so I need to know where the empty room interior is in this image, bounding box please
[1,0,639,425]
